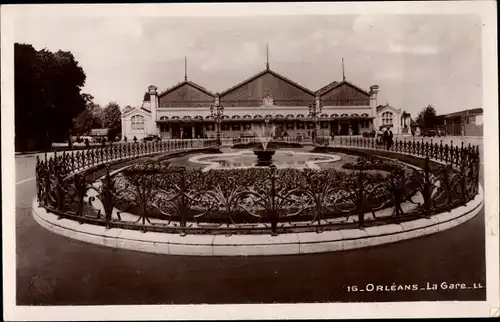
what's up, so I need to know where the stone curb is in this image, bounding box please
[31,184,483,256]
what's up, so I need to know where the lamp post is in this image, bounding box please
[308,97,322,142]
[210,98,224,145]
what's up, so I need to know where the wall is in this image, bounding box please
[220,71,314,107]
[121,111,154,141]
[158,83,214,108]
[376,109,401,134]
[320,83,370,106]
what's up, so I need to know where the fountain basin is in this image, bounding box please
[253,149,276,166]
[188,150,341,172]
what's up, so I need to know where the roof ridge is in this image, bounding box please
[157,79,215,98]
[318,80,370,97]
[220,68,315,97]
[219,69,267,96]
[315,80,339,95]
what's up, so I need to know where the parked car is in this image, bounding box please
[143,135,161,142]
[78,136,92,143]
[422,129,437,137]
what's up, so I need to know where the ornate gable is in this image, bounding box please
[376,104,401,114]
[220,70,315,107]
[319,81,370,106]
[158,81,215,108]
[122,106,151,119]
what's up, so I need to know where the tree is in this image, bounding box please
[72,95,104,136]
[15,43,87,151]
[416,104,437,129]
[102,102,122,141]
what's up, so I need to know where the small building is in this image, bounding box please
[375,104,404,135]
[90,128,108,140]
[437,108,483,136]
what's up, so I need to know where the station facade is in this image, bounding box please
[122,65,405,140]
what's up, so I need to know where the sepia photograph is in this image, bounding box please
[2,2,498,320]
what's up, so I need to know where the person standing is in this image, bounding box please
[383,127,388,148]
[387,127,393,150]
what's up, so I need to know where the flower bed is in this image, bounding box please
[111,152,420,224]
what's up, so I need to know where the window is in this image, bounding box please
[131,115,144,131]
[382,112,393,126]
[160,123,169,132]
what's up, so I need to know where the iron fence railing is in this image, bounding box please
[37,139,219,179]
[313,136,479,169]
[35,137,480,236]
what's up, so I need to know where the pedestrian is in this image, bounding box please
[84,138,90,148]
[387,127,393,150]
[383,127,388,147]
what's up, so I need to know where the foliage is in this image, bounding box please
[15,43,87,151]
[102,102,122,141]
[72,94,104,135]
[416,104,437,129]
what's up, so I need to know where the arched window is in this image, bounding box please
[131,115,144,131]
[382,111,393,126]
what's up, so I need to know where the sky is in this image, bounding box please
[14,11,482,117]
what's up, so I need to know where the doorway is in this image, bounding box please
[171,124,181,139]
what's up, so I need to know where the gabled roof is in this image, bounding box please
[122,105,151,118]
[220,68,315,97]
[315,81,338,96]
[376,104,400,113]
[439,108,483,118]
[316,80,371,97]
[157,80,215,98]
[122,105,134,114]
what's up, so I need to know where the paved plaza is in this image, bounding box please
[15,136,485,305]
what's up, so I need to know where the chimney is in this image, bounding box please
[148,85,159,134]
[369,85,380,130]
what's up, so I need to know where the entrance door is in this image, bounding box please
[171,124,181,139]
[160,123,170,139]
[194,125,203,139]
[182,126,193,139]
[351,120,359,135]
[340,122,349,135]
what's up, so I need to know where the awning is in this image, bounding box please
[156,116,374,123]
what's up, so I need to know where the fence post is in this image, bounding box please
[179,168,187,235]
[357,169,366,228]
[422,157,432,217]
[270,165,278,236]
[460,142,467,204]
[450,140,454,166]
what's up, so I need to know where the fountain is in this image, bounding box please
[252,123,276,166]
[189,121,341,171]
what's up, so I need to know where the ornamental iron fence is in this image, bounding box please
[35,137,480,236]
